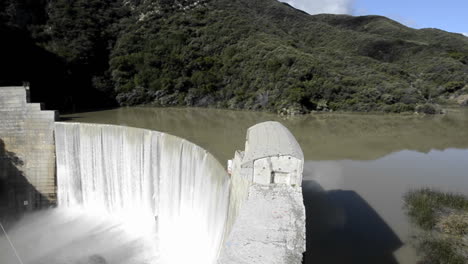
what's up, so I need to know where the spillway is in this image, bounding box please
[54,123,231,264]
[1,87,306,264]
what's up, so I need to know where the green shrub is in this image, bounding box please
[418,237,465,264]
[415,104,441,115]
[404,189,468,230]
[383,103,415,113]
[404,189,468,264]
[444,81,465,93]
[4,0,467,113]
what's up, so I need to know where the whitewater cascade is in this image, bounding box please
[54,123,231,264]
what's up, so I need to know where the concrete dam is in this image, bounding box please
[1,86,305,264]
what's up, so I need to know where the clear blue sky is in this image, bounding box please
[353,0,468,35]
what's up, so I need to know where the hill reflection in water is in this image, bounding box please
[63,107,468,162]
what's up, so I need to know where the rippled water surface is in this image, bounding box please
[59,107,468,263]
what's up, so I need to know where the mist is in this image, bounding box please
[0,209,158,264]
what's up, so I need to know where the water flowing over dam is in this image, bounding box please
[1,87,305,264]
[54,123,231,264]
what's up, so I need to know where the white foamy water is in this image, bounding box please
[54,123,231,264]
[0,208,158,264]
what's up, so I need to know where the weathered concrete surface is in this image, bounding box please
[219,185,305,264]
[233,121,304,186]
[0,86,56,212]
[242,121,303,168]
[220,121,306,264]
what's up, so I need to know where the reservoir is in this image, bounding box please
[62,107,468,264]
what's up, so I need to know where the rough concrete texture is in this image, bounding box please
[219,185,306,264]
[220,121,306,264]
[253,155,303,186]
[0,86,57,212]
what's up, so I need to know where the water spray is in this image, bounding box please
[0,221,24,264]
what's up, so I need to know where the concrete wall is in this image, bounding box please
[253,155,303,186]
[0,86,56,213]
[219,122,306,264]
[219,185,305,264]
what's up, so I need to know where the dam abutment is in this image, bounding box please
[0,86,57,215]
[219,121,306,263]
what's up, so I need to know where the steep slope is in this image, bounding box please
[1,0,467,113]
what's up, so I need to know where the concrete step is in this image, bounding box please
[26,103,43,111]
[0,86,27,92]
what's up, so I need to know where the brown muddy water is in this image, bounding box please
[62,107,468,264]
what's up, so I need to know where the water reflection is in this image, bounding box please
[302,180,401,264]
[304,148,468,263]
[63,107,468,162]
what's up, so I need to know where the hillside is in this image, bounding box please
[1,0,467,113]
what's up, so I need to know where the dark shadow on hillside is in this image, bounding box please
[302,180,402,264]
[0,24,117,112]
[0,138,51,229]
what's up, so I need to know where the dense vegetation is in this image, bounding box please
[404,189,468,264]
[1,0,467,113]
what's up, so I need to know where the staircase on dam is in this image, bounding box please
[0,86,57,213]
